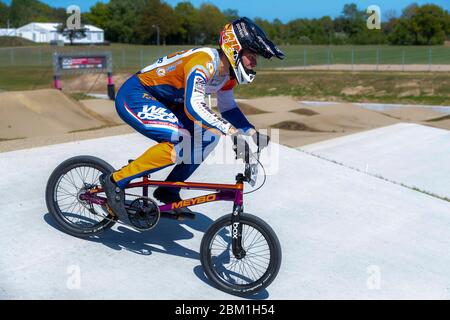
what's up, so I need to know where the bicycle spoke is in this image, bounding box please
[90,168,97,185]
[60,175,78,190]
[209,221,274,287]
[245,231,264,252]
[68,170,78,188]
[94,170,101,184]
[243,224,256,245]
[243,256,268,273]
[241,259,258,282]
[55,164,109,229]
[60,197,79,212]
[211,236,230,250]
[75,167,85,185]
[246,251,271,260]
[82,166,88,183]
[56,193,76,202]
[57,183,78,196]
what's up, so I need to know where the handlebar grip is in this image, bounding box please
[232,135,250,163]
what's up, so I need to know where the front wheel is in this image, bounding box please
[200,213,282,296]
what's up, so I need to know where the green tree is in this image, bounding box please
[196,3,227,45]
[255,18,285,44]
[84,2,109,30]
[320,16,334,44]
[272,19,286,44]
[340,3,365,40]
[223,9,239,23]
[56,23,87,45]
[285,19,309,44]
[85,0,148,43]
[138,0,181,45]
[7,0,65,27]
[78,0,450,46]
[415,4,448,44]
[389,3,449,45]
[0,1,9,27]
[174,1,199,44]
[9,0,52,26]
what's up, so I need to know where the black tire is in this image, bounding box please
[200,213,282,296]
[45,155,117,238]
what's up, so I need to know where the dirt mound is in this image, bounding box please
[1,92,448,151]
[235,102,268,115]
[63,73,132,93]
[378,107,446,122]
[241,96,302,113]
[424,115,450,130]
[271,121,329,132]
[247,111,308,129]
[270,110,398,133]
[294,103,400,132]
[0,36,35,47]
[0,89,104,139]
[80,99,124,125]
[291,108,320,116]
[341,86,375,96]
[427,114,450,122]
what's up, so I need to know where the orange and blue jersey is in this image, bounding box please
[112,47,254,189]
[136,47,254,134]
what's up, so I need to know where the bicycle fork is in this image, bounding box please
[231,203,246,259]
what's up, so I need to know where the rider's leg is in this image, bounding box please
[102,76,184,222]
[154,125,221,197]
[112,76,185,186]
[112,141,176,188]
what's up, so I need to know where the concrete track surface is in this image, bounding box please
[1,130,449,299]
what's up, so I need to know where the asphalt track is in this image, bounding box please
[1,131,449,299]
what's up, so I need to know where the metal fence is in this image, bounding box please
[1,45,450,72]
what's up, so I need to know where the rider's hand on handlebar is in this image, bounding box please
[251,130,270,150]
[229,129,250,161]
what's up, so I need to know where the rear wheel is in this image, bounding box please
[45,156,117,238]
[200,213,282,296]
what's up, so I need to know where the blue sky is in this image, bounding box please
[3,0,450,22]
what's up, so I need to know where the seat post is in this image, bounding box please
[143,175,149,198]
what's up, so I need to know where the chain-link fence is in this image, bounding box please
[1,44,450,72]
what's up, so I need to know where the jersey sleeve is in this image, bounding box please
[217,87,255,134]
[183,52,232,135]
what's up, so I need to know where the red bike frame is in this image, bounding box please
[86,174,246,213]
[82,157,253,258]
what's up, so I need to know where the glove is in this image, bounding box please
[251,131,270,150]
[230,131,250,161]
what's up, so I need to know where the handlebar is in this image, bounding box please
[232,134,251,163]
[232,134,264,187]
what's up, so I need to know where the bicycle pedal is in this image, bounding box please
[104,204,118,219]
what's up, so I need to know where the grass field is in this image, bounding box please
[1,66,448,106]
[234,71,450,105]
[1,43,449,106]
[1,44,450,71]
[0,36,38,47]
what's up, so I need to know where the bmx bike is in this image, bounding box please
[45,137,281,296]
